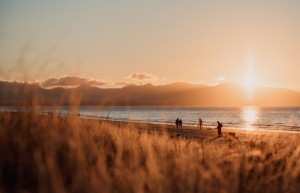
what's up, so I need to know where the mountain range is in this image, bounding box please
[1,81,299,106]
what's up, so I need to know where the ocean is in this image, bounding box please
[1,106,300,132]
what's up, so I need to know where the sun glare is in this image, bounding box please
[243,106,259,131]
[241,52,259,98]
[243,71,256,92]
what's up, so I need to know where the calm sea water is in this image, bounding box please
[1,106,300,131]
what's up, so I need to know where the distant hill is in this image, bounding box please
[0,81,299,106]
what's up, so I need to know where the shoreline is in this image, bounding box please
[1,106,299,132]
[77,114,300,135]
[1,111,300,140]
[46,113,300,141]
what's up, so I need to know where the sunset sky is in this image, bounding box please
[1,0,300,90]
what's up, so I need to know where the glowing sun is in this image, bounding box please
[241,52,260,97]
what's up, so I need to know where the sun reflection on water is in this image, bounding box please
[243,106,259,131]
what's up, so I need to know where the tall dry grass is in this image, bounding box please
[0,112,300,193]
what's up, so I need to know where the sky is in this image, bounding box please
[0,0,300,90]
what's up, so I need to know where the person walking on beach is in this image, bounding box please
[179,119,183,129]
[175,118,179,130]
[198,118,203,129]
[217,121,223,137]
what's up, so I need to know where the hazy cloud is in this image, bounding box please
[0,79,40,86]
[210,76,226,86]
[126,72,158,85]
[41,76,106,88]
[215,76,225,82]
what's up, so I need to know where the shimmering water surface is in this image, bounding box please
[2,106,300,131]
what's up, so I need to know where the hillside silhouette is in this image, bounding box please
[0,81,299,106]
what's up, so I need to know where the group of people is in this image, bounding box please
[175,118,183,129]
[176,117,223,137]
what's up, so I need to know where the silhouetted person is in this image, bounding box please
[175,118,179,130]
[198,118,203,129]
[179,119,183,129]
[217,121,222,137]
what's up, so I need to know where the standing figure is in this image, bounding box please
[199,118,203,129]
[217,121,223,137]
[179,119,183,129]
[175,118,179,130]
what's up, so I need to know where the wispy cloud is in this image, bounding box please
[210,76,226,86]
[214,76,225,82]
[127,72,157,81]
[126,72,158,85]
